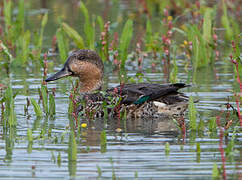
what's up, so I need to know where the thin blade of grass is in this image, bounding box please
[56,28,69,62]
[188,96,197,131]
[119,19,133,69]
[30,98,43,117]
[97,16,104,32]
[15,0,25,35]
[49,93,55,116]
[80,1,95,49]
[4,85,17,127]
[0,41,13,62]
[62,22,85,49]
[40,85,48,114]
[202,8,213,43]
[68,131,77,161]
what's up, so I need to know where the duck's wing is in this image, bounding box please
[107,83,189,105]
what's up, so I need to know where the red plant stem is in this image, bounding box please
[179,116,186,143]
[216,116,227,180]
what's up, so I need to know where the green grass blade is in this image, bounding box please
[68,131,77,161]
[100,130,107,153]
[30,98,43,117]
[212,163,219,179]
[41,85,48,114]
[145,19,152,51]
[49,93,55,116]
[97,16,104,32]
[202,8,213,43]
[62,22,85,49]
[41,13,48,29]
[119,19,133,69]
[35,13,48,60]
[27,128,33,142]
[221,0,233,40]
[80,1,95,49]
[3,0,12,30]
[165,142,170,156]
[56,28,68,62]
[188,96,197,131]
[15,0,25,35]
[0,41,13,62]
[4,85,17,127]
[17,30,31,65]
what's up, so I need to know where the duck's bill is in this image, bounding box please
[45,68,72,82]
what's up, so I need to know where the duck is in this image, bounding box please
[45,49,190,119]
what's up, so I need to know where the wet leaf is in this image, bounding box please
[30,98,43,117]
[189,96,197,131]
[119,19,133,69]
[62,23,85,49]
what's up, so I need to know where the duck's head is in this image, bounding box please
[45,49,104,93]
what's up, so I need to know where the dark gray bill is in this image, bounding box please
[45,68,72,82]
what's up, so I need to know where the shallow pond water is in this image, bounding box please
[0,0,241,179]
[0,60,241,179]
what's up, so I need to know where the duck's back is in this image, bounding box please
[107,82,189,105]
[79,83,189,119]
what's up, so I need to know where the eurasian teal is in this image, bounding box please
[45,49,189,119]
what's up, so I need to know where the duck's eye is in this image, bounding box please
[78,55,85,60]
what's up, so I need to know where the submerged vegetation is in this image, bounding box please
[0,0,241,179]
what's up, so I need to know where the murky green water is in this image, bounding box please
[0,0,241,179]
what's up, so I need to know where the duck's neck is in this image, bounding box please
[77,64,103,93]
[79,79,103,93]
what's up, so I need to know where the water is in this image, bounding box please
[0,0,241,179]
[1,62,241,179]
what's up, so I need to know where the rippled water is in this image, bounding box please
[1,0,242,179]
[0,59,241,179]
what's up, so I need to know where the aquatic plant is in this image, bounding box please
[229,41,242,125]
[96,165,102,178]
[48,92,55,116]
[40,85,48,114]
[62,22,85,49]
[100,130,107,153]
[196,142,201,163]
[188,96,197,131]
[30,98,42,117]
[33,13,48,61]
[165,142,170,156]
[212,163,219,179]
[80,1,95,50]
[2,0,48,67]
[119,19,133,69]
[0,0,241,178]
[3,85,17,127]
[56,27,69,63]
[216,115,227,180]
[99,21,110,62]
[68,131,77,161]
[27,128,33,143]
